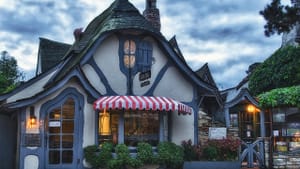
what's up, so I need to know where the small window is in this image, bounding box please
[230,113,238,127]
[123,40,136,68]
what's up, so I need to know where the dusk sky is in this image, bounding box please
[0,0,290,89]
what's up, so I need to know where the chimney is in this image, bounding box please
[143,0,161,31]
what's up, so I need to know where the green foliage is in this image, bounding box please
[157,142,184,169]
[84,145,99,168]
[84,142,113,168]
[0,51,24,94]
[260,0,298,37]
[204,137,241,161]
[258,85,300,108]
[249,46,300,95]
[202,145,218,161]
[181,139,200,161]
[109,144,142,169]
[137,142,155,164]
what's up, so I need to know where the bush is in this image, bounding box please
[202,137,241,161]
[181,139,200,161]
[157,142,184,169]
[84,142,113,168]
[137,142,155,164]
[84,145,99,167]
[202,145,218,161]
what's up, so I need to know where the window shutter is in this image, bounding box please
[137,41,153,72]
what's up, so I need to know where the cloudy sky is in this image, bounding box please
[0,0,290,89]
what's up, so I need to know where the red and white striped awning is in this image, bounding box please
[93,96,192,115]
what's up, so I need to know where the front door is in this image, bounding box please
[44,97,80,169]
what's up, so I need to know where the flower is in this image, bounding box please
[181,137,241,161]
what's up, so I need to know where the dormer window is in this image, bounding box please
[123,40,136,68]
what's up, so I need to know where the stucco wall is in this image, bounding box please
[22,79,94,169]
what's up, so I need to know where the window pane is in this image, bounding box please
[50,108,61,120]
[49,135,60,148]
[49,150,60,164]
[62,98,74,119]
[62,150,73,163]
[62,135,73,148]
[62,120,74,133]
[49,126,60,134]
[124,111,159,146]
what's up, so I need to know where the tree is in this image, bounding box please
[0,51,24,94]
[260,0,298,37]
[249,45,300,95]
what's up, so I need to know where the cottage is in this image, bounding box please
[0,0,221,168]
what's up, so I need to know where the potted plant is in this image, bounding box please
[182,137,241,169]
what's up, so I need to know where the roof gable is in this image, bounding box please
[37,38,71,74]
[48,0,163,85]
[195,63,217,87]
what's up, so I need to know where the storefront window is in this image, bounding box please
[272,110,300,149]
[97,110,160,146]
[124,111,159,146]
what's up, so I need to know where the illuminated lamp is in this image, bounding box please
[29,106,37,128]
[99,109,111,135]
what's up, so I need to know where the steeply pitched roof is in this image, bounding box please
[169,36,186,64]
[37,38,71,74]
[70,0,162,54]
[49,0,162,85]
[195,63,217,87]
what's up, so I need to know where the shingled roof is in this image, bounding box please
[37,38,71,74]
[195,63,217,88]
[70,0,162,54]
[49,0,162,84]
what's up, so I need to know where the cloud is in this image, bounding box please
[0,0,283,89]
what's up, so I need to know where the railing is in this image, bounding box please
[240,138,265,168]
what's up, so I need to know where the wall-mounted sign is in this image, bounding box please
[139,71,151,81]
[49,121,61,127]
[24,133,41,147]
[140,81,150,87]
[209,127,227,140]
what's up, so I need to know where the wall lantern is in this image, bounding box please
[99,109,111,135]
[247,104,256,113]
[28,106,37,128]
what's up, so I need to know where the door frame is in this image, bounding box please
[40,88,84,169]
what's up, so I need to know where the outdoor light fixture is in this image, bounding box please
[99,109,111,135]
[29,106,37,128]
[247,104,256,113]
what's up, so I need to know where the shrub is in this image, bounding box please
[137,142,155,164]
[84,145,99,167]
[157,142,184,169]
[202,137,241,161]
[181,139,200,161]
[202,145,218,161]
[84,142,113,168]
